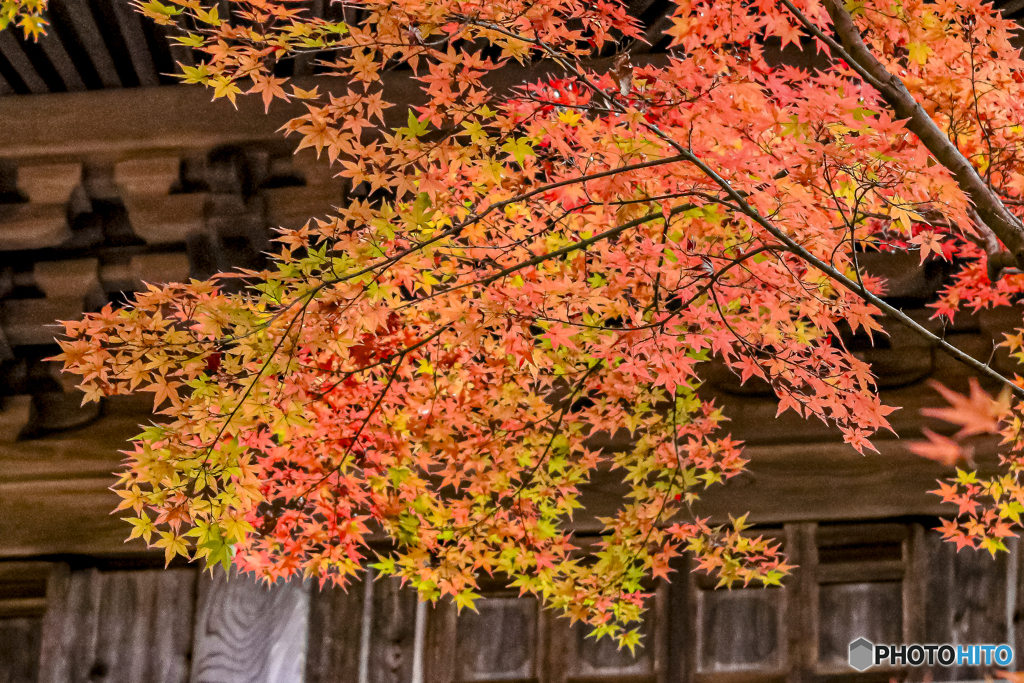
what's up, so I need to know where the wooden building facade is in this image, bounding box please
[0,521,1019,683]
[2,1,1024,681]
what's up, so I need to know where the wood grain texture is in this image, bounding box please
[0,433,1009,559]
[424,601,457,683]
[816,582,903,672]
[191,570,309,683]
[695,589,784,674]
[784,523,814,683]
[667,557,691,683]
[38,566,197,683]
[367,576,419,683]
[583,437,1006,532]
[903,524,927,681]
[38,565,102,683]
[919,529,1007,681]
[306,578,367,683]
[0,561,52,618]
[0,617,42,683]
[0,400,163,559]
[546,586,663,683]
[0,56,666,162]
[454,595,537,682]
[92,570,196,683]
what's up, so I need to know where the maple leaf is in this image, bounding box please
[908,428,968,467]
[249,73,290,113]
[542,324,578,351]
[922,379,1009,438]
[153,531,189,566]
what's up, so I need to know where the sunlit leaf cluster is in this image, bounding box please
[0,0,46,40]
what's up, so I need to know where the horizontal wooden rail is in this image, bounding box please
[0,55,667,163]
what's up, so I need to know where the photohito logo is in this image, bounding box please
[848,639,1014,671]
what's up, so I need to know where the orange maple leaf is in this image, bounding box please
[922,378,1010,438]
[908,428,969,467]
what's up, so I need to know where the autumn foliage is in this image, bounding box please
[1,0,46,39]
[36,0,1024,643]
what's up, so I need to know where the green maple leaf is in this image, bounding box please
[501,137,535,166]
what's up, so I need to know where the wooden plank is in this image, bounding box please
[695,587,785,675]
[367,575,419,683]
[0,560,52,618]
[815,582,903,674]
[0,477,147,558]
[667,557,691,683]
[0,399,164,558]
[815,524,908,549]
[0,31,47,93]
[38,565,103,683]
[93,570,197,683]
[544,586,663,683]
[918,528,1007,681]
[0,428,1007,558]
[191,570,309,683]
[577,437,1005,532]
[0,55,668,162]
[306,578,367,683]
[424,601,457,683]
[36,29,87,92]
[816,560,904,585]
[454,594,539,682]
[902,524,927,677]
[38,566,196,683]
[0,597,46,618]
[108,0,160,87]
[784,524,813,683]
[54,0,121,88]
[0,617,42,683]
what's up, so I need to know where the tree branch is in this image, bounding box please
[677,148,1024,399]
[781,0,1024,276]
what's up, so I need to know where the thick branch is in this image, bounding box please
[783,0,1024,273]
[677,148,1024,400]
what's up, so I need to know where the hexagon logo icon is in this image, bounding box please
[849,638,874,671]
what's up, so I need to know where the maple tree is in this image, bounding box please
[27,0,1024,644]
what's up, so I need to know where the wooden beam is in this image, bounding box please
[0,55,667,162]
[55,0,121,88]
[0,31,47,94]
[0,417,998,559]
[108,0,160,87]
[36,29,87,92]
[0,69,15,96]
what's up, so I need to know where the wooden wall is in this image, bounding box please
[0,521,1018,683]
